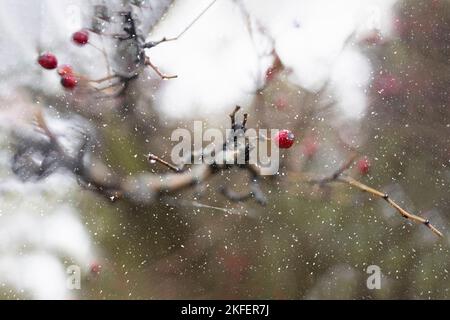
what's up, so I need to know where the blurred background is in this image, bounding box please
[0,0,449,299]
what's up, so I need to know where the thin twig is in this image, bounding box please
[87,74,121,84]
[142,0,219,48]
[337,175,443,237]
[88,42,112,76]
[144,56,177,79]
[299,153,444,237]
[147,153,180,172]
[33,109,64,155]
[168,0,218,41]
[311,152,358,184]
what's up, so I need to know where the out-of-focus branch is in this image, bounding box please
[28,107,267,207]
[19,105,444,238]
[308,152,358,185]
[82,0,219,97]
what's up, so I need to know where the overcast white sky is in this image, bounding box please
[149,0,397,119]
[0,0,397,119]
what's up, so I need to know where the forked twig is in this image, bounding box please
[88,42,112,76]
[337,175,443,237]
[144,56,178,79]
[27,107,267,207]
[76,1,218,95]
[304,155,443,237]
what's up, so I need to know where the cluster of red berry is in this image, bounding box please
[37,30,90,90]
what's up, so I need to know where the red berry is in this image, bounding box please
[57,64,74,76]
[72,30,89,45]
[274,130,295,149]
[274,96,288,109]
[362,30,384,45]
[393,17,409,40]
[38,52,58,70]
[357,157,371,175]
[60,74,78,89]
[90,262,102,275]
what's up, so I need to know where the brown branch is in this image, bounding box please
[87,74,120,84]
[30,107,267,207]
[28,107,443,238]
[144,56,177,80]
[230,105,241,127]
[298,154,444,238]
[147,153,181,173]
[88,42,112,76]
[337,175,443,237]
[34,109,61,151]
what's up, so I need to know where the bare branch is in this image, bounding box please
[300,155,443,238]
[337,175,443,237]
[144,56,178,79]
[147,153,181,173]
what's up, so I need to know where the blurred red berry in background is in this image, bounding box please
[393,17,410,40]
[301,137,319,158]
[90,262,102,275]
[361,30,385,46]
[373,73,402,97]
[274,96,288,110]
[357,157,371,175]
